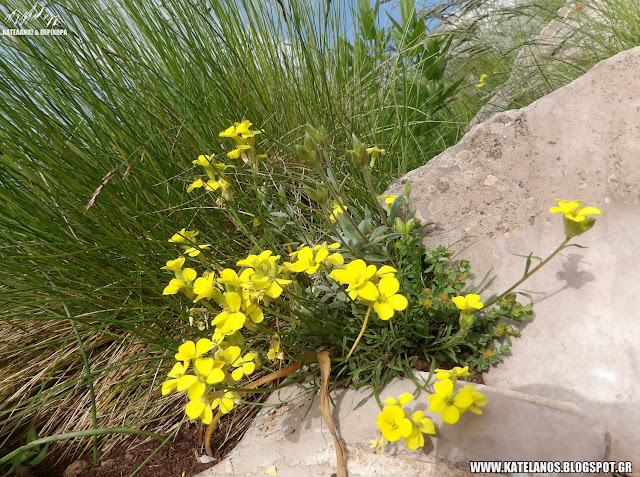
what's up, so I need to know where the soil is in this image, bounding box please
[23,411,252,477]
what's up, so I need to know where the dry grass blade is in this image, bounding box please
[318,351,346,477]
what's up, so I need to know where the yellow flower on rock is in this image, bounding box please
[458,385,488,415]
[369,435,387,453]
[383,393,414,407]
[376,405,412,442]
[373,276,408,320]
[452,294,484,311]
[428,378,473,425]
[550,199,601,222]
[377,194,399,211]
[434,366,470,382]
[404,411,436,450]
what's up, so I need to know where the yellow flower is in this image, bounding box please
[161,362,187,396]
[185,387,213,424]
[329,259,379,301]
[187,178,219,193]
[212,293,246,335]
[376,405,412,442]
[377,194,398,211]
[550,199,601,222]
[475,73,487,88]
[367,146,386,167]
[175,339,213,367]
[458,385,488,415]
[192,272,223,303]
[162,267,197,296]
[434,366,470,381]
[184,244,211,258]
[369,435,387,453]
[383,393,414,407]
[231,353,256,381]
[452,294,483,311]
[169,228,198,243]
[428,378,473,425]
[373,276,408,320]
[404,411,436,450]
[329,200,347,223]
[211,390,237,414]
[267,341,284,361]
[193,155,214,167]
[194,357,225,385]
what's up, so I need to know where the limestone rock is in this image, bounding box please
[196,375,605,477]
[386,47,640,472]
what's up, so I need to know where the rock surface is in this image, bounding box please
[197,375,606,477]
[386,46,640,472]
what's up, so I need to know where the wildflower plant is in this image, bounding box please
[159,119,601,461]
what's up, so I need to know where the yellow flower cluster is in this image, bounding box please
[162,338,256,424]
[288,242,344,274]
[428,366,487,424]
[375,393,435,451]
[374,368,487,452]
[219,120,267,172]
[162,236,409,423]
[329,259,408,320]
[187,155,234,203]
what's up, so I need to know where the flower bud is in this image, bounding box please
[405,180,411,199]
[405,219,415,233]
[459,310,474,329]
[295,141,322,168]
[303,184,329,205]
[564,216,596,238]
[306,124,328,149]
[349,134,369,168]
[394,217,406,233]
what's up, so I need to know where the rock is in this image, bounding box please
[386,47,640,472]
[63,460,89,477]
[15,464,35,477]
[196,375,606,477]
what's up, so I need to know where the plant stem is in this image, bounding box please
[318,167,372,247]
[361,166,387,218]
[345,306,372,362]
[484,236,572,309]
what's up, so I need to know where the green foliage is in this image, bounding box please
[6,429,49,474]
